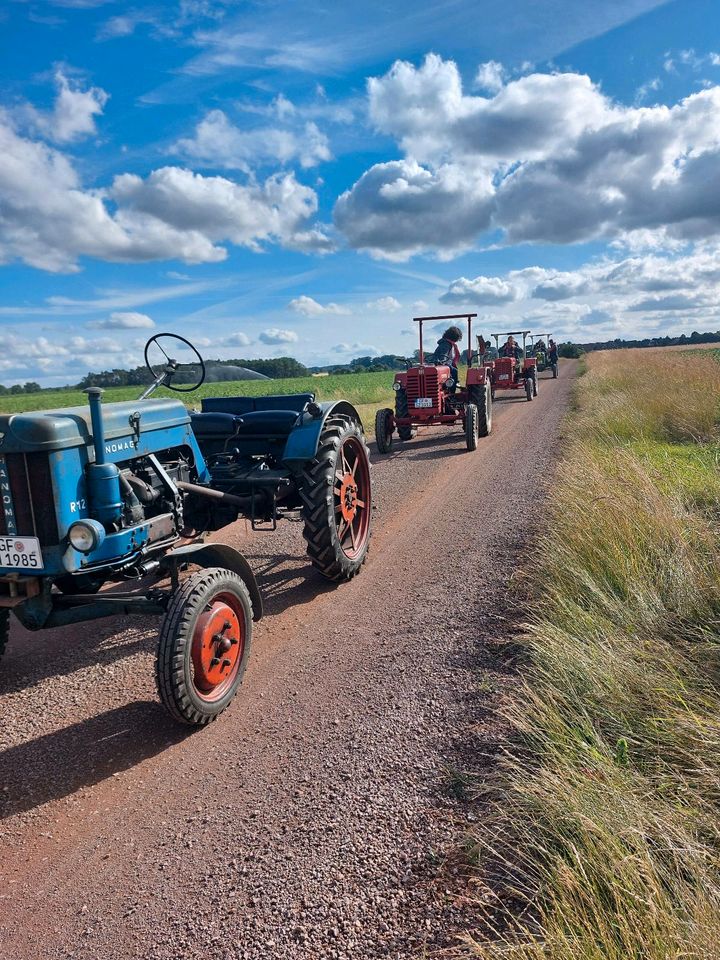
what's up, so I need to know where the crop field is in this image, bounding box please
[466,348,720,958]
[0,369,398,422]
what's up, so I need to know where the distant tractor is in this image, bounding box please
[375,313,492,454]
[490,330,538,401]
[529,332,558,378]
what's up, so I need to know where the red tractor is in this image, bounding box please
[490,330,538,401]
[375,313,492,454]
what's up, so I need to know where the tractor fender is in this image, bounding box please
[281,400,364,468]
[160,543,263,621]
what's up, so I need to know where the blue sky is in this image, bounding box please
[2,0,720,385]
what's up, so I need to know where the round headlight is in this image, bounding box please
[392,381,402,391]
[68,519,105,553]
[446,378,455,389]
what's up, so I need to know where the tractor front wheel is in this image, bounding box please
[156,567,253,726]
[477,383,492,437]
[525,378,533,401]
[465,402,480,451]
[300,416,372,582]
[395,388,415,441]
[532,372,539,397]
[552,362,559,379]
[0,609,8,663]
[375,408,394,454]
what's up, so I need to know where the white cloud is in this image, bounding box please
[440,275,518,305]
[474,60,506,93]
[175,109,331,171]
[331,342,379,355]
[288,295,349,316]
[366,296,401,311]
[87,311,155,329]
[258,328,299,344]
[335,54,720,259]
[412,299,428,311]
[224,331,252,346]
[0,115,332,272]
[26,70,108,144]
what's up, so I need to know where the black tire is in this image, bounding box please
[525,377,533,401]
[465,402,479,451]
[300,416,372,582]
[478,383,492,437]
[395,388,415,441]
[0,609,8,663]
[375,407,394,454]
[532,372,539,397]
[552,362,559,379]
[156,567,253,726]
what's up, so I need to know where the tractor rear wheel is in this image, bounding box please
[0,610,8,663]
[156,567,253,726]
[300,416,372,582]
[465,402,479,451]
[375,407,394,454]
[525,377,533,401]
[477,383,492,437]
[395,388,415,441]
[552,362,559,379]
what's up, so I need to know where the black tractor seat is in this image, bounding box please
[191,393,314,440]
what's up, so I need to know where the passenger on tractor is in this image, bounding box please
[432,325,462,393]
[548,339,559,363]
[478,335,499,362]
[535,339,547,355]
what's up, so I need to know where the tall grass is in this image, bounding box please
[460,349,720,959]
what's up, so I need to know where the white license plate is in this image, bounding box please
[0,536,44,570]
[498,374,510,381]
[414,398,433,408]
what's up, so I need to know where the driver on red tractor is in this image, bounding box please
[432,325,462,394]
[548,338,559,363]
[500,335,523,374]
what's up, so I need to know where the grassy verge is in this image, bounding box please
[462,349,720,958]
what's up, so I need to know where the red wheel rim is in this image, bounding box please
[190,592,245,703]
[333,436,371,560]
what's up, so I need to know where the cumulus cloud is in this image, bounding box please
[366,296,401,311]
[88,311,155,329]
[175,109,331,171]
[332,342,379,355]
[474,60,506,93]
[258,328,299,344]
[0,115,332,271]
[440,275,517,305]
[224,331,252,346]
[335,54,720,259]
[289,295,349,316]
[25,70,108,144]
[530,272,591,301]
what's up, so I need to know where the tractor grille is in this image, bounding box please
[406,367,439,405]
[0,453,59,544]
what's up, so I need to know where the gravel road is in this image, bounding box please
[0,364,575,960]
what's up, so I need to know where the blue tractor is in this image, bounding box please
[0,334,372,726]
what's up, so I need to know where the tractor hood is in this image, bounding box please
[0,398,190,454]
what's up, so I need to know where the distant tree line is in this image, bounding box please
[0,381,43,395]
[577,330,720,352]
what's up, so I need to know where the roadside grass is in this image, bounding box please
[460,348,720,959]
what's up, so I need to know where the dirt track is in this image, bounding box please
[0,364,575,960]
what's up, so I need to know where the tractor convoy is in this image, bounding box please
[0,320,559,728]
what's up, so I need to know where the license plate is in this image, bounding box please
[414,398,433,408]
[0,536,43,570]
[498,374,510,381]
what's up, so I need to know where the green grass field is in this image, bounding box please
[0,370,398,421]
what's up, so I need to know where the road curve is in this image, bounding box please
[0,364,576,960]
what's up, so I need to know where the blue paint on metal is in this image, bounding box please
[281,400,362,466]
[0,455,17,535]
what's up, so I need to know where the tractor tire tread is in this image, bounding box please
[300,418,372,582]
[156,567,253,727]
[395,389,414,441]
[0,609,9,663]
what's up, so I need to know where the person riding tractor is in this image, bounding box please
[548,338,559,363]
[432,325,463,393]
[500,334,523,373]
[477,335,499,363]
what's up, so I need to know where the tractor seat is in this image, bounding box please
[190,409,301,439]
